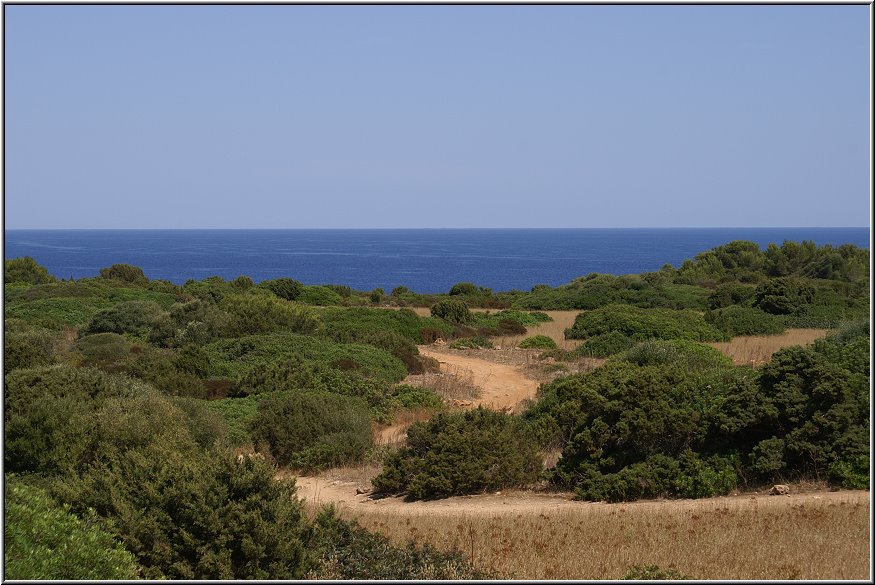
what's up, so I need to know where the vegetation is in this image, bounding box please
[5,475,140,580]
[372,408,541,500]
[518,334,558,349]
[3,239,868,578]
[248,391,373,471]
[565,304,729,342]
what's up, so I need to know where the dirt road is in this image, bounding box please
[417,346,540,413]
[293,474,865,518]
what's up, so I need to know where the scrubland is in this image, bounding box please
[4,240,870,579]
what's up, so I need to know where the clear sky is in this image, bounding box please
[3,5,871,229]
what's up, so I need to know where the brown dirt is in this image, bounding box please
[292,472,866,518]
[416,345,540,413]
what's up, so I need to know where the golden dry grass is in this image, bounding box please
[337,490,870,580]
[707,328,831,366]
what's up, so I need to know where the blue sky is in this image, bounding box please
[4,5,871,229]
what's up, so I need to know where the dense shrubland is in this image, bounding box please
[3,240,869,577]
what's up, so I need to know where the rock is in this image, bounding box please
[769,484,790,496]
[355,486,371,495]
[434,338,446,345]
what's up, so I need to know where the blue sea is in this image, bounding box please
[4,228,870,294]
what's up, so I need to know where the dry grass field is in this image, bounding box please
[299,483,870,580]
[707,328,831,366]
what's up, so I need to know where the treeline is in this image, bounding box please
[3,239,870,579]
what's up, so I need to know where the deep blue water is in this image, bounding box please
[4,228,870,294]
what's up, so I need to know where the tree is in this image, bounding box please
[98,264,148,285]
[5,257,57,285]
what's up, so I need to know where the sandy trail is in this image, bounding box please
[292,474,865,518]
[416,346,540,413]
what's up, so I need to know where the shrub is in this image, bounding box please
[5,257,57,285]
[372,408,541,500]
[524,361,751,500]
[84,300,163,336]
[318,306,453,345]
[707,282,757,309]
[449,281,485,296]
[72,333,133,366]
[388,384,445,410]
[4,476,140,580]
[370,288,385,303]
[248,391,373,471]
[519,335,557,350]
[4,366,139,475]
[565,304,728,342]
[430,299,473,324]
[182,276,235,304]
[219,293,318,337]
[576,331,635,357]
[619,340,734,370]
[205,333,407,387]
[5,296,115,329]
[98,263,148,285]
[753,277,815,315]
[298,285,344,306]
[705,305,786,336]
[449,336,493,349]
[230,275,254,289]
[306,505,494,579]
[3,325,58,374]
[259,277,304,301]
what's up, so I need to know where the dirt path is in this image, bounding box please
[417,346,540,413]
[292,474,865,518]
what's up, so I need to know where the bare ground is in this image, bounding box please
[292,472,867,518]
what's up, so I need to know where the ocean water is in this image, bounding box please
[4,228,870,294]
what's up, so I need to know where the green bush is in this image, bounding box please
[707,282,757,309]
[205,333,407,386]
[372,408,541,500]
[72,333,133,365]
[306,505,494,579]
[430,299,473,324]
[518,335,557,349]
[705,305,786,336]
[512,272,710,311]
[4,475,140,580]
[248,391,373,471]
[230,275,254,289]
[99,263,148,285]
[298,285,344,306]
[576,331,635,357]
[388,384,445,410]
[753,277,815,315]
[219,293,318,337]
[5,257,57,285]
[5,295,114,329]
[182,275,235,304]
[9,372,309,579]
[619,340,734,370]
[565,304,728,342]
[319,307,453,344]
[84,300,163,336]
[3,324,58,374]
[448,281,481,296]
[449,336,493,349]
[4,366,139,475]
[258,277,304,300]
[202,393,270,446]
